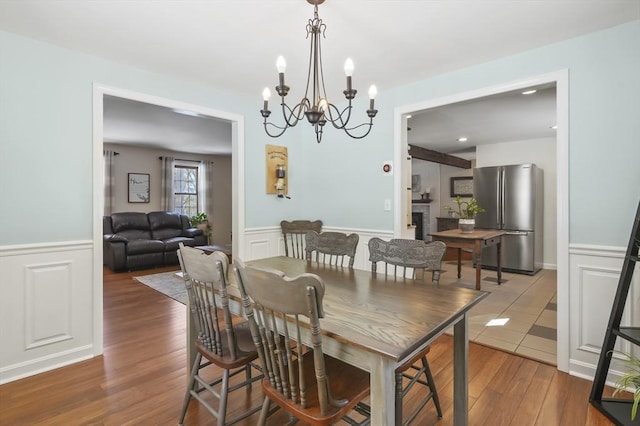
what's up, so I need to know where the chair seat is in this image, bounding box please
[196,321,259,370]
[261,350,370,425]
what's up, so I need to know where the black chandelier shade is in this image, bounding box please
[260,0,378,143]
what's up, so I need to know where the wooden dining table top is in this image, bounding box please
[429,228,506,241]
[246,256,488,362]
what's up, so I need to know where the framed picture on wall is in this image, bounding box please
[128,173,150,203]
[450,176,473,197]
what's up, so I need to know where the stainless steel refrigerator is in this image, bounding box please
[473,164,543,274]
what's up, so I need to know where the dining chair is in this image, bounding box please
[280,219,323,259]
[234,258,371,426]
[367,237,445,425]
[305,231,359,268]
[369,237,447,282]
[177,244,263,426]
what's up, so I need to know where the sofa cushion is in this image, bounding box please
[111,212,150,233]
[118,229,153,241]
[126,239,165,255]
[149,211,184,240]
[163,236,198,252]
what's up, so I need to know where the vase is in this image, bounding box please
[459,218,475,233]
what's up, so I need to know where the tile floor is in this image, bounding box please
[439,261,557,365]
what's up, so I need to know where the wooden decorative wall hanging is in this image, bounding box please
[265,144,288,196]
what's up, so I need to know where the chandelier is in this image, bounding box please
[260,0,378,144]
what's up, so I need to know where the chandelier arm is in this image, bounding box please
[280,99,308,127]
[342,121,375,139]
[323,101,354,130]
[316,26,329,104]
[263,121,290,138]
[304,22,315,102]
[324,101,376,138]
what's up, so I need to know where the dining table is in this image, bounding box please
[429,228,506,290]
[195,256,488,425]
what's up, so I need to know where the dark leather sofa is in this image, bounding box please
[103,211,207,272]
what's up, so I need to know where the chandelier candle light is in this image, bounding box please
[260,0,378,143]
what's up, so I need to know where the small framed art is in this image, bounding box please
[128,173,150,203]
[450,176,473,197]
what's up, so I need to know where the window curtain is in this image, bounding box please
[160,156,176,211]
[103,150,116,216]
[200,160,215,215]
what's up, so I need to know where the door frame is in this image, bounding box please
[91,84,244,354]
[393,69,569,371]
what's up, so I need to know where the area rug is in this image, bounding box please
[133,271,186,305]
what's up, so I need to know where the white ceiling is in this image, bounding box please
[1,1,637,154]
[103,95,233,155]
[408,84,557,155]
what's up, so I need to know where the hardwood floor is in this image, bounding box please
[0,266,619,425]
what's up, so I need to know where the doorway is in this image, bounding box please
[393,70,569,371]
[91,84,245,354]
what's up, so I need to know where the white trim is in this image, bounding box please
[244,226,394,237]
[0,241,93,256]
[0,345,94,385]
[393,69,570,371]
[569,244,626,258]
[92,84,244,357]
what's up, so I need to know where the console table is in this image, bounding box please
[429,229,505,290]
[194,244,233,261]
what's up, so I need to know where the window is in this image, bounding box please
[174,165,198,217]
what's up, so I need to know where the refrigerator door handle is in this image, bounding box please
[500,168,506,228]
[505,231,529,236]
[496,170,501,227]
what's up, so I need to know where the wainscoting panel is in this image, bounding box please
[24,261,73,349]
[0,241,95,384]
[568,244,639,383]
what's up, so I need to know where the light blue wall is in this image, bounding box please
[296,20,640,245]
[0,30,302,244]
[1,20,639,246]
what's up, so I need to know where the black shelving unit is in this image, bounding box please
[590,200,640,426]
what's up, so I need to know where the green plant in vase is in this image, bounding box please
[612,351,640,420]
[445,196,485,233]
[190,212,212,244]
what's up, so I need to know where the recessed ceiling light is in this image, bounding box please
[457,137,468,142]
[522,89,537,95]
[406,114,412,119]
[550,125,557,130]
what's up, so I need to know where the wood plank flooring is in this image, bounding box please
[0,266,620,425]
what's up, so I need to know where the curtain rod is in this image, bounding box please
[158,156,201,163]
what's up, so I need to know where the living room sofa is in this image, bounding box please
[103,211,207,272]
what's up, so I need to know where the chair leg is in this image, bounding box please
[245,363,252,388]
[395,370,404,426]
[217,369,230,426]
[179,353,202,425]
[421,356,442,417]
[258,397,271,426]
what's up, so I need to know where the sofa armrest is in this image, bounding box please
[103,235,127,271]
[104,234,128,243]
[183,228,203,238]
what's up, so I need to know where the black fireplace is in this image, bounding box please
[412,212,424,240]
